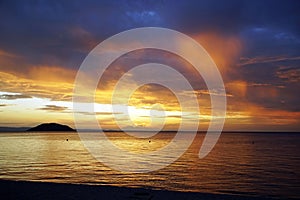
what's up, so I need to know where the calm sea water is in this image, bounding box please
[0,132,299,198]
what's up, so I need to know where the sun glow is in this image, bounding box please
[1,28,299,131]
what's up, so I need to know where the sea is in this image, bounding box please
[0,131,299,198]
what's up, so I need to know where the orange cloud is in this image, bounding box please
[239,56,300,66]
[226,80,248,98]
[0,71,74,101]
[27,65,76,83]
[192,32,243,77]
[1,32,299,131]
[276,66,300,83]
[128,84,180,111]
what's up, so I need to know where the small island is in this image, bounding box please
[27,123,76,132]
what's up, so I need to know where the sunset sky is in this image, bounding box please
[0,0,299,131]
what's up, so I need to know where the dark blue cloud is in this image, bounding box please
[0,0,168,69]
[0,0,299,67]
[0,0,299,112]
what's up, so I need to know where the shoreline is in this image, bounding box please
[0,180,275,200]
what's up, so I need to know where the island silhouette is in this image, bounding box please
[27,123,76,132]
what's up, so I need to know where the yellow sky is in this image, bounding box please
[0,33,299,131]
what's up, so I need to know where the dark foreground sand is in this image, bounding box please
[0,180,276,200]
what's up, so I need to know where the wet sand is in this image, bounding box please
[0,180,276,200]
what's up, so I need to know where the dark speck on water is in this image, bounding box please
[0,132,299,198]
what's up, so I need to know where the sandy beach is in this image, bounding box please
[0,180,277,200]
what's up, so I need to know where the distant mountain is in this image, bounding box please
[27,123,76,132]
[0,127,30,132]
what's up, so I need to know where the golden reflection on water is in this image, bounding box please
[0,132,299,198]
[106,132,174,153]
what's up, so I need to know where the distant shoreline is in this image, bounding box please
[1,122,299,133]
[0,179,274,200]
[0,127,299,134]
